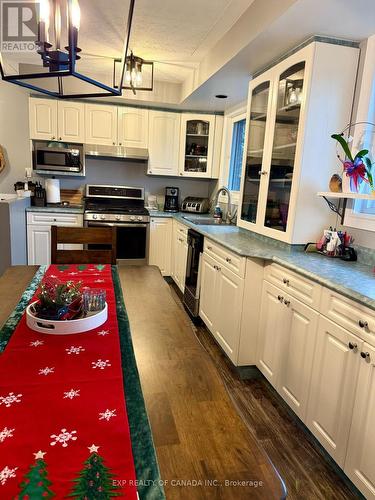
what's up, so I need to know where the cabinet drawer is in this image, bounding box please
[264,263,321,309]
[174,220,188,241]
[320,288,375,347]
[204,239,245,278]
[27,212,83,226]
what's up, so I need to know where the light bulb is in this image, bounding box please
[71,0,81,30]
[125,69,131,85]
[136,70,142,86]
[131,67,137,86]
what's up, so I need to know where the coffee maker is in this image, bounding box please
[164,187,179,212]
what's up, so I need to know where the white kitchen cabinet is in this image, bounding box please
[257,281,289,388]
[27,212,83,265]
[345,343,375,499]
[199,252,244,364]
[29,98,58,141]
[179,113,216,178]
[171,221,188,293]
[237,41,359,243]
[148,111,180,176]
[118,107,149,148]
[27,225,51,265]
[277,294,318,421]
[199,253,218,332]
[57,101,85,143]
[306,316,362,466]
[148,217,173,276]
[85,103,118,145]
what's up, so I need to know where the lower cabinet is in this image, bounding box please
[27,212,83,265]
[200,253,244,364]
[345,343,375,499]
[306,316,363,467]
[148,217,173,276]
[257,280,318,421]
[171,222,188,293]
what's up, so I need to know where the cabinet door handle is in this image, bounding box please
[360,351,371,361]
[277,295,284,302]
[217,267,221,272]
[207,246,212,250]
[119,142,122,146]
[112,142,116,145]
[284,299,290,307]
[258,170,268,176]
[180,173,183,176]
[178,238,183,242]
[358,320,369,329]
[52,136,56,140]
[348,342,357,350]
[225,257,231,263]
[283,278,290,285]
[149,170,152,174]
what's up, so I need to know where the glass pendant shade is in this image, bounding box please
[0,0,135,98]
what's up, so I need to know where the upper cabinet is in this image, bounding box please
[148,110,180,176]
[57,101,85,143]
[29,98,58,141]
[85,103,118,145]
[118,107,149,148]
[179,114,216,178]
[238,42,359,243]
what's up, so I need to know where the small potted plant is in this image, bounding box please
[33,278,83,321]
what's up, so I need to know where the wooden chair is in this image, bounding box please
[51,226,117,265]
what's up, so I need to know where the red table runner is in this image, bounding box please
[0,264,138,499]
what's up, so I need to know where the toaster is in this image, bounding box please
[181,197,210,213]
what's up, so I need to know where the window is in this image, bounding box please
[228,118,246,192]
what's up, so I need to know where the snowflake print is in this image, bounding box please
[0,427,15,443]
[63,389,80,400]
[65,346,85,355]
[49,274,57,278]
[50,428,77,448]
[97,329,109,336]
[38,367,55,376]
[99,409,117,421]
[0,466,17,485]
[69,272,78,276]
[30,340,44,347]
[94,279,105,283]
[0,392,22,408]
[92,359,111,370]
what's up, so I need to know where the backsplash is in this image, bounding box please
[58,158,217,204]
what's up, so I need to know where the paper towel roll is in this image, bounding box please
[45,178,61,204]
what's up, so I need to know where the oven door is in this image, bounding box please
[86,221,149,265]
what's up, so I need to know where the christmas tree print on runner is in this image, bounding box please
[77,265,87,272]
[18,451,54,499]
[69,445,120,499]
[57,265,70,272]
[96,265,106,271]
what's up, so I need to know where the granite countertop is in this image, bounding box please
[149,211,375,311]
[26,205,84,214]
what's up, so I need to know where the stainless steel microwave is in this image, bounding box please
[32,141,85,175]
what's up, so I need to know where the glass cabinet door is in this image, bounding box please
[183,119,210,174]
[240,81,271,224]
[264,62,305,232]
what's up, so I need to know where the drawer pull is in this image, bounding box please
[360,351,371,361]
[207,246,212,250]
[178,238,183,242]
[283,278,290,285]
[358,320,369,329]
[348,342,357,350]
[283,299,290,307]
[226,257,232,263]
[277,295,284,302]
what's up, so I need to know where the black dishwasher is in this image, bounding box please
[183,229,204,318]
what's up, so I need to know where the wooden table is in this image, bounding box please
[1,266,286,500]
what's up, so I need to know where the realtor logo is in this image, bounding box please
[1,1,39,52]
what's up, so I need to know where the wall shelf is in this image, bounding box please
[317,191,374,223]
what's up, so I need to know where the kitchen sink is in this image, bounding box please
[182,215,230,226]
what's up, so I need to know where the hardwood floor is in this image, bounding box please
[119,266,359,500]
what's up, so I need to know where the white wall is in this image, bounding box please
[0,80,31,193]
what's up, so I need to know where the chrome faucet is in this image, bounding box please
[213,186,232,223]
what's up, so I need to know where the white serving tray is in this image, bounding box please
[26,301,108,335]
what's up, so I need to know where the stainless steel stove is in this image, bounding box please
[84,184,150,265]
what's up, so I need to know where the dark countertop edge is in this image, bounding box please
[150,212,375,312]
[26,206,84,214]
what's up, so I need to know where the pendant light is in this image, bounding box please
[113,52,154,94]
[0,0,135,98]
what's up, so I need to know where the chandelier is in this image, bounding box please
[0,0,135,98]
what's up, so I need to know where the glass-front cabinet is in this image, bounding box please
[237,41,359,244]
[179,114,216,178]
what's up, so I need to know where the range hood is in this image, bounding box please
[84,144,148,161]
